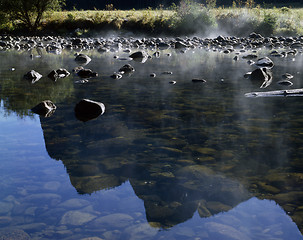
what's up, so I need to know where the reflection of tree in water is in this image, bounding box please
[38,86,303,230]
[2,48,303,232]
[0,50,74,118]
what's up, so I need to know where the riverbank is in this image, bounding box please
[1,7,303,37]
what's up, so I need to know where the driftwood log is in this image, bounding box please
[245,88,303,98]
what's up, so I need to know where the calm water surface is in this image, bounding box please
[0,43,303,239]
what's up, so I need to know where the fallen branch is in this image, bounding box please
[245,88,303,98]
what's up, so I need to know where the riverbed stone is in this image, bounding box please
[90,213,134,228]
[23,70,42,83]
[31,100,56,117]
[0,229,31,240]
[60,210,97,225]
[75,53,91,65]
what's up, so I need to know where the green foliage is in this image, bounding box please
[206,0,217,8]
[256,12,277,35]
[0,0,65,31]
[171,0,217,35]
[280,7,290,13]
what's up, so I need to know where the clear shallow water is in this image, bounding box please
[0,45,303,239]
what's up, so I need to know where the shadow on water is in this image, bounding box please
[2,45,303,238]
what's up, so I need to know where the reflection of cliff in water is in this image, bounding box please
[39,95,303,231]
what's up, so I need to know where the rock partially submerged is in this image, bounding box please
[24,70,42,84]
[250,67,273,88]
[129,51,148,63]
[119,64,135,74]
[255,57,274,69]
[31,100,56,117]
[48,68,70,81]
[75,53,91,65]
[74,99,105,122]
[77,68,98,78]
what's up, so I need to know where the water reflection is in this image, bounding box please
[1,46,303,238]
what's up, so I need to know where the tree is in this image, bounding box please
[0,0,65,31]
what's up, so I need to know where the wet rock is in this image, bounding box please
[31,100,57,117]
[150,73,156,78]
[250,67,273,88]
[75,53,91,65]
[192,78,206,83]
[110,72,123,79]
[60,210,97,225]
[119,64,135,74]
[77,69,98,78]
[175,41,188,49]
[153,51,160,58]
[74,99,105,122]
[0,229,30,240]
[90,213,134,228]
[282,73,294,80]
[162,71,173,75]
[157,42,170,50]
[129,51,148,62]
[23,70,42,83]
[242,54,258,59]
[244,72,252,78]
[255,57,274,69]
[277,80,293,86]
[47,68,70,81]
[290,42,303,49]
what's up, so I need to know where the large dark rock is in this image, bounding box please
[31,100,57,117]
[250,67,273,88]
[75,53,91,65]
[74,99,105,122]
[24,70,42,84]
[119,64,135,74]
[129,51,148,63]
[77,69,98,78]
[48,68,70,81]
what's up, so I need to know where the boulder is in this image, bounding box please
[48,68,70,81]
[119,64,135,74]
[77,69,98,78]
[255,57,274,69]
[75,53,91,65]
[250,67,272,88]
[24,70,42,84]
[174,41,188,49]
[129,51,147,59]
[110,72,123,79]
[31,100,56,117]
[129,51,148,62]
[74,99,105,122]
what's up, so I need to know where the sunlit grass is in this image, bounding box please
[2,7,303,36]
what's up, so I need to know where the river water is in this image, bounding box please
[0,43,303,239]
